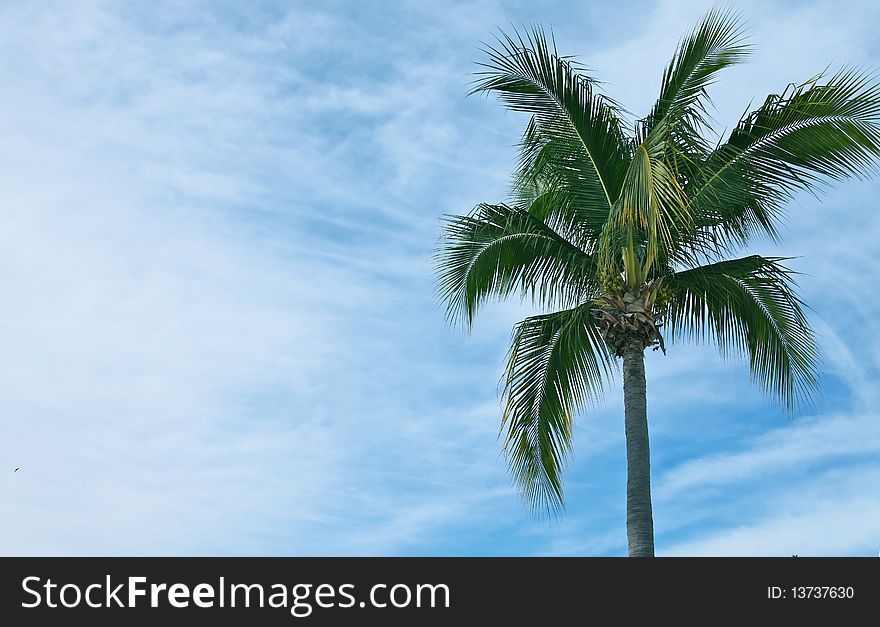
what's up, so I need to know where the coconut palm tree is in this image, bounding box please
[435,9,880,556]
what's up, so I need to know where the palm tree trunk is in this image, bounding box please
[623,343,654,557]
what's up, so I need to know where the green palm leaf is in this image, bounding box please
[665,255,819,413]
[502,303,615,514]
[436,202,597,327]
[641,8,750,142]
[685,68,880,252]
[603,132,690,282]
[513,116,618,243]
[472,26,632,219]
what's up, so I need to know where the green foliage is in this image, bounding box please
[665,256,819,414]
[502,304,615,514]
[435,12,880,514]
[435,202,597,328]
[684,68,880,254]
[640,8,751,144]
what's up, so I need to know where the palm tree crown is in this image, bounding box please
[435,9,880,549]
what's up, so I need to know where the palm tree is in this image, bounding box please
[435,9,880,556]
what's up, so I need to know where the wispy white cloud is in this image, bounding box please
[661,466,880,556]
[656,413,880,499]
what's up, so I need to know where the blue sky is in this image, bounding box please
[1,0,879,556]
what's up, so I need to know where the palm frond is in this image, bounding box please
[626,9,749,272]
[502,303,616,514]
[665,255,819,413]
[512,116,622,244]
[604,133,690,281]
[641,8,750,142]
[685,68,880,251]
[472,25,632,220]
[436,203,598,327]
